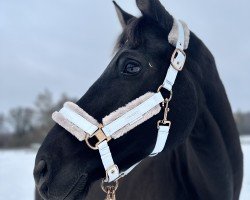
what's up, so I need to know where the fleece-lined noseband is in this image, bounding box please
[52,19,189,183]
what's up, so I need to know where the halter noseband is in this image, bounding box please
[52,19,189,183]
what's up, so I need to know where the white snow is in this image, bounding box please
[0,149,36,200]
[240,136,250,200]
[0,137,249,200]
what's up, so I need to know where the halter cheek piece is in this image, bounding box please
[52,19,189,183]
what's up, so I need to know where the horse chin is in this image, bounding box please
[38,174,90,200]
[62,175,90,200]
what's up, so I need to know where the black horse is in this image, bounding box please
[34,0,243,199]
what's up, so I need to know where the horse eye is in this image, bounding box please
[123,61,141,75]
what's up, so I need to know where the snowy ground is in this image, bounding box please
[240,136,250,200]
[0,148,36,200]
[0,137,249,200]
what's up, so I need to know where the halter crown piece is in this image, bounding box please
[52,19,189,184]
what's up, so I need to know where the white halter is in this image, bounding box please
[52,19,188,183]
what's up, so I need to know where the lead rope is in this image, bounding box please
[101,180,118,200]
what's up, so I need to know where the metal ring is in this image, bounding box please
[85,124,111,150]
[157,84,164,93]
[85,134,99,150]
[157,85,173,101]
[101,179,119,192]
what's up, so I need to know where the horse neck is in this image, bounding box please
[182,32,243,198]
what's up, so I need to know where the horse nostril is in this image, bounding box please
[40,184,49,199]
[34,160,48,184]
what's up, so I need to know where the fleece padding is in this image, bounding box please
[64,102,99,126]
[168,19,190,50]
[103,92,161,139]
[52,111,87,141]
[52,93,161,141]
[52,102,99,141]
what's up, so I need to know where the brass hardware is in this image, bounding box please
[157,92,172,129]
[105,165,119,182]
[157,120,171,129]
[157,85,173,102]
[171,48,186,71]
[101,179,119,200]
[157,98,171,129]
[85,125,111,150]
[157,84,164,93]
[162,100,170,121]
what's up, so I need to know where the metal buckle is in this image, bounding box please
[85,126,111,150]
[157,120,171,129]
[171,48,186,71]
[105,164,119,182]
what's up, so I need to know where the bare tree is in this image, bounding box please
[234,111,250,135]
[35,89,54,128]
[1,90,78,148]
[0,114,6,134]
[8,107,34,135]
[34,90,77,129]
[54,93,77,110]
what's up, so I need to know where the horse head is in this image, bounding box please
[34,0,198,199]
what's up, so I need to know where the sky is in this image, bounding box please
[0,0,249,113]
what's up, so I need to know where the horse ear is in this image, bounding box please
[136,0,172,30]
[113,1,135,29]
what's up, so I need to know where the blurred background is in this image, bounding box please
[0,0,249,199]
